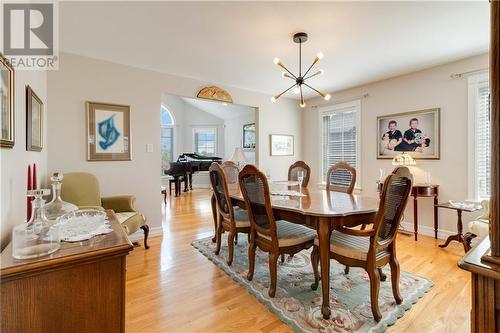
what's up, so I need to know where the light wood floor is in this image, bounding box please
[126,189,471,333]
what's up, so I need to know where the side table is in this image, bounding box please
[435,202,481,253]
[411,184,439,241]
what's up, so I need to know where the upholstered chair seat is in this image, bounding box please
[259,220,316,247]
[61,172,150,249]
[314,231,389,261]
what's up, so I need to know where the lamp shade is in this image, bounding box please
[230,147,247,163]
[392,152,416,166]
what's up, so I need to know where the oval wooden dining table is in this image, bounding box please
[211,184,380,319]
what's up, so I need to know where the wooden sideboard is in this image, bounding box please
[0,211,133,333]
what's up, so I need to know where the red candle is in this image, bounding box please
[33,163,37,190]
[27,164,32,221]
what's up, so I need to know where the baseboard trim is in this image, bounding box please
[128,226,163,242]
[400,221,455,240]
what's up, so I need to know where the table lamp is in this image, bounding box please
[230,147,247,169]
[392,152,416,166]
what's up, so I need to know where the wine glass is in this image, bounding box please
[297,171,304,192]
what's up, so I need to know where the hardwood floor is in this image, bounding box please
[126,189,471,333]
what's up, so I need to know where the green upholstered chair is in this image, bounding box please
[60,172,150,249]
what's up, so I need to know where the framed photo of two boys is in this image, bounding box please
[377,108,440,159]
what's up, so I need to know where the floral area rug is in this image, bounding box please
[192,236,432,333]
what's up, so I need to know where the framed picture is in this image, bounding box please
[26,86,43,152]
[1,53,14,148]
[243,123,256,149]
[270,134,294,156]
[86,101,131,161]
[377,108,440,159]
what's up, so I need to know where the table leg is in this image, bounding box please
[211,194,217,243]
[318,217,332,319]
[438,210,476,252]
[184,176,189,192]
[189,173,193,190]
[433,196,438,239]
[413,196,418,241]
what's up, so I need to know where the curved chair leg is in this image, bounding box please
[215,221,223,255]
[310,246,320,290]
[234,233,238,245]
[268,251,279,297]
[389,255,403,304]
[247,238,256,281]
[280,254,285,263]
[378,267,387,282]
[344,266,350,274]
[227,231,235,266]
[140,225,150,249]
[367,267,382,322]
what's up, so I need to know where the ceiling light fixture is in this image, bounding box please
[271,32,330,108]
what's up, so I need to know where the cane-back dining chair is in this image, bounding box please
[311,166,413,321]
[221,161,240,185]
[288,161,311,187]
[209,163,250,266]
[326,162,356,193]
[238,165,316,297]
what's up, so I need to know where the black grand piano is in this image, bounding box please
[164,153,223,196]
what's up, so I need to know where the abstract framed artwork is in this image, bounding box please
[86,101,131,161]
[1,53,14,148]
[270,134,294,156]
[243,123,256,149]
[26,86,44,152]
[377,108,440,159]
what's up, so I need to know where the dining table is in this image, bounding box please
[211,182,380,319]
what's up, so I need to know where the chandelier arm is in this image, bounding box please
[303,71,321,81]
[276,83,298,100]
[279,64,297,79]
[303,82,325,97]
[299,41,302,77]
[302,59,318,78]
[300,85,305,105]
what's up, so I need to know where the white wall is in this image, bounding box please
[224,113,256,164]
[47,52,302,236]
[1,70,47,249]
[302,53,488,238]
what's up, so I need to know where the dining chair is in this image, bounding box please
[239,165,316,297]
[221,161,240,184]
[209,163,250,266]
[311,166,413,321]
[326,162,356,194]
[288,161,311,187]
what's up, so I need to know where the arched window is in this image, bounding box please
[161,106,174,173]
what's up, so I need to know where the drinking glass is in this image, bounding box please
[297,171,304,191]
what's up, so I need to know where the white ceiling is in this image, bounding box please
[181,96,255,120]
[59,1,490,99]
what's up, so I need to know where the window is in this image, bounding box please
[319,100,361,186]
[193,127,217,156]
[468,73,490,201]
[161,106,174,173]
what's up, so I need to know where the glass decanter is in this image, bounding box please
[44,172,78,221]
[12,189,61,259]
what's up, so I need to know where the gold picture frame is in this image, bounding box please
[86,101,131,161]
[376,108,440,159]
[26,85,43,152]
[1,53,15,148]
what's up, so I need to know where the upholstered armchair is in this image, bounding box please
[60,172,150,249]
[468,199,490,240]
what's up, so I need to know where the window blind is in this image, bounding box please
[321,107,357,181]
[475,83,490,199]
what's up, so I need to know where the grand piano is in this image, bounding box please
[164,153,223,196]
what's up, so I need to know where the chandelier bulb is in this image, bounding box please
[293,86,300,94]
[271,96,277,103]
[316,52,324,60]
[282,72,289,78]
[300,101,306,108]
[273,57,281,65]
[324,93,331,101]
[319,69,324,75]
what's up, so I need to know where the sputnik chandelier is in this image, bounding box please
[271,32,330,108]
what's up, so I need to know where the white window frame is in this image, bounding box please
[160,106,176,177]
[467,72,490,201]
[192,126,218,156]
[318,99,362,190]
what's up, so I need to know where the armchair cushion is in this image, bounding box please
[468,220,489,239]
[60,172,101,207]
[314,231,388,261]
[102,195,136,213]
[258,220,316,247]
[116,212,146,235]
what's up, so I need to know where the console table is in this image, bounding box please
[0,211,133,333]
[411,184,439,241]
